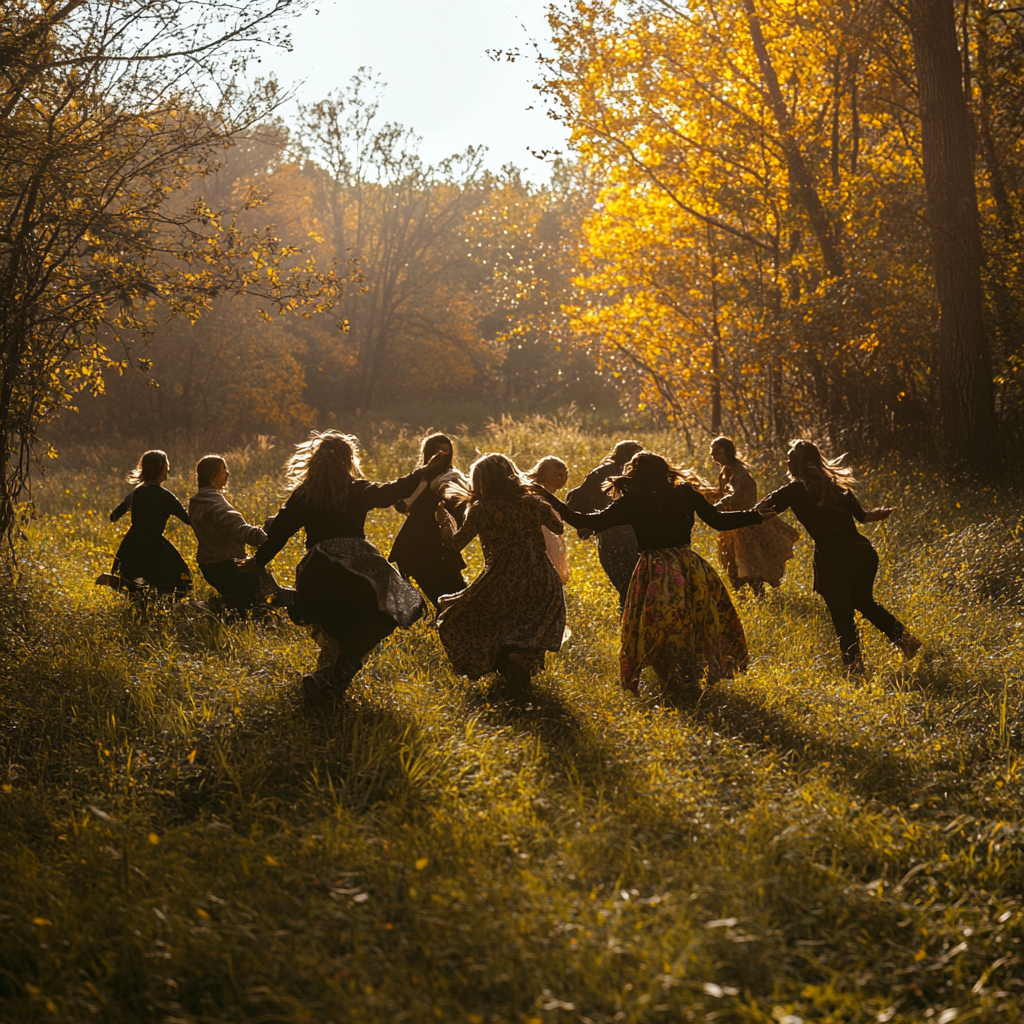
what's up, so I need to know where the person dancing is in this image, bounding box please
[434,453,567,694]
[99,449,191,598]
[755,439,921,674]
[539,451,767,694]
[189,455,288,617]
[388,433,468,608]
[239,431,449,703]
[527,456,571,583]
[709,435,799,595]
[565,440,643,612]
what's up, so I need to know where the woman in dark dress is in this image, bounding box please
[388,433,468,608]
[565,439,643,612]
[99,450,192,597]
[540,452,766,694]
[239,430,449,703]
[755,439,921,674]
[434,453,567,694]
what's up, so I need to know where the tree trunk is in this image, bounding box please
[908,0,997,465]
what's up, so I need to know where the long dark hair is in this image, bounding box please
[604,439,644,468]
[420,432,455,468]
[286,430,364,511]
[787,439,854,509]
[605,451,692,499]
[128,450,168,484]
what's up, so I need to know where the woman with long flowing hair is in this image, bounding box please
[388,432,469,607]
[756,439,921,674]
[709,435,799,595]
[433,453,567,693]
[239,430,449,703]
[539,451,767,694]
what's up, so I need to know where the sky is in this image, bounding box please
[263,0,572,178]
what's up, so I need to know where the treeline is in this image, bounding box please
[5,0,1024,547]
[59,75,615,445]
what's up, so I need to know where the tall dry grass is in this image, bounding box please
[1,416,1023,1023]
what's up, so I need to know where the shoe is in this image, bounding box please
[896,633,922,658]
[94,572,119,588]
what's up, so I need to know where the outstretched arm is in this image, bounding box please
[689,486,766,531]
[537,488,631,533]
[167,492,190,526]
[436,501,480,552]
[110,490,133,523]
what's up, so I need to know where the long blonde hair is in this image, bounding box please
[451,453,529,505]
[285,430,364,510]
[787,439,854,509]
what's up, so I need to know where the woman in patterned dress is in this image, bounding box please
[710,436,799,595]
[539,451,769,695]
[239,431,449,703]
[434,453,567,693]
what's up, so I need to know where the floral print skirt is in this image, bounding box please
[619,546,748,691]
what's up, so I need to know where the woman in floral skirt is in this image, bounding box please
[539,451,768,694]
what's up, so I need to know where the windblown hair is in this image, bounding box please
[196,455,226,489]
[605,451,697,499]
[604,439,644,468]
[285,430,364,510]
[711,435,746,467]
[420,432,456,466]
[527,455,569,491]
[787,439,854,509]
[128,449,168,484]
[452,452,529,505]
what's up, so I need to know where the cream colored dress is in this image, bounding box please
[714,464,799,587]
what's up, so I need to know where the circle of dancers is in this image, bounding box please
[97,431,922,705]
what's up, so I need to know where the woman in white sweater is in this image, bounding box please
[189,455,285,614]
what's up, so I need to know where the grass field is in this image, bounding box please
[2,417,1023,1023]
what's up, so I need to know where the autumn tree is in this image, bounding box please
[0,0,343,549]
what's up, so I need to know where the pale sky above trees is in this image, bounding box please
[267,0,570,175]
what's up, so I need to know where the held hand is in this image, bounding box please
[753,498,775,513]
[758,509,778,520]
[864,507,894,523]
[236,556,258,573]
[423,450,449,478]
[434,501,452,526]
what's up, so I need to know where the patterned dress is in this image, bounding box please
[714,464,799,588]
[436,495,567,680]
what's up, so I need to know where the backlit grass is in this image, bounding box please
[1,417,1023,1023]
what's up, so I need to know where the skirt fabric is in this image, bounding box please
[717,515,799,587]
[619,546,748,691]
[596,524,640,605]
[112,527,191,595]
[291,538,426,668]
[436,546,566,680]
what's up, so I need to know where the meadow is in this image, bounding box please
[1,416,1023,1024]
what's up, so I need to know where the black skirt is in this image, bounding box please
[112,527,191,595]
